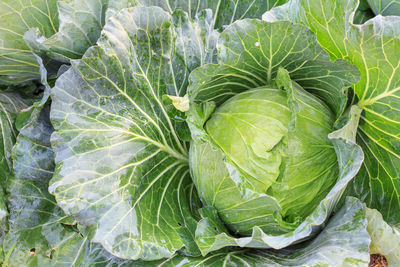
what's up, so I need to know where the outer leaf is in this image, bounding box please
[264,0,400,227]
[186,19,362,254]
[48,226,131,267]
[107,0,287,29]
[5,104,124,267]
[12,105,54,183]
[0,0,58,84]
[367,0,400,15]
[157,198,370,267]
[353,9,374,24]
[5,179,76,267]
[0,91,30,232]
[25,0,109,62]
[5,105,68,266]
[0,0,114,82]
[49,6,218,260]
[353,0,374,25]
[25,0,287,62]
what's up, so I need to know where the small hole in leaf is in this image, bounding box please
[46,248,55,259]
[33,88,44,96]
[29,248,36,256]
[177,222,182,226]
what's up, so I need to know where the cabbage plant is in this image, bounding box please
[0,0,399,266]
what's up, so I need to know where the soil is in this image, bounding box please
[369,254,388,267]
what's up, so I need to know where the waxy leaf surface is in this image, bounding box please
[49,6,220,260]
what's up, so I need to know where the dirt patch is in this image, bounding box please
[369,254,388,267]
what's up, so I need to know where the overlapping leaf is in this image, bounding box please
[0,0,58,84]
[25,0,109,62]
[367,0,400,15]
[155,198,370,267]
[188,20,359,117]
[353,0,375,24]
[264,0,400,227]
[0,0,289,85]
[0,0,109,84]
[5,104,126,267]
[25,0,293,64]
[108,199,372,266]
[49,6,220,260]
[5,177,100,267]
[107,0,287,29]
[1,0,118,84]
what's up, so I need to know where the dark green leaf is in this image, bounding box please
[353,8,375,24]
[353,0,374,25]
[367,0,400,15]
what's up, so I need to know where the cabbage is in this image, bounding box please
[191,85,339,235]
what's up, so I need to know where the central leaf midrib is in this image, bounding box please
[67,68,188,161]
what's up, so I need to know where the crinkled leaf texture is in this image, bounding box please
[107,0,287,29]
[49,6,222,260]
[0,0,59,84]
[186,18,363,255]
[5,104,128,267]
[0,0,287,84]
[25,0,110,62]
[1,0,116,83]
[263,0,400,229]
[26,0,287,64]
[0,0,103,84]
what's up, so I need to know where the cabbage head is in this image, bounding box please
[191,84,338,235]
